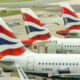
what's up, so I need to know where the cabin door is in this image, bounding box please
[27,56,34,71]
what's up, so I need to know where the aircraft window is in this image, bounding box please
[73,63,75,65]
[66,63,68,65]
[42,63,44,65]
[63,63,64,65]
[45,63,47,65]
[39,63,41,65]
[69,63,71,65]
[59,63,61,65]
[49,63,51,65]
[56,63,57,65]
[52,63,54,65]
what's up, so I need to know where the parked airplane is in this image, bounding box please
[21,8,80,53]
[1,17,80,79]
[56,3,80,38]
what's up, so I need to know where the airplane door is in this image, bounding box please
[57,43,63,53]
[38,45,44,53]
[61,43,63,53]
[27,56,34,71]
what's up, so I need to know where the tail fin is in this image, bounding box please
[60,3,80,29]
[56,3,80,36]
[0,17,25,59]
[60,3,78,18]
[21,8,52,41]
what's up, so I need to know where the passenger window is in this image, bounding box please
[45,63,47,65]
[59,63,61,65]
[69,63,71,65]
[73,63,75,65]
[52,63,54,65]
[66,63,68,65]
[39,63,40,65]
[56,63,57,65]
[63,63,64,65]
[49,63,51,65]
[42,63,44,65]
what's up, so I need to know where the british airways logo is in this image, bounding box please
[23,13,51,40]
[63,17,80,25]
[25,25,45,34]
[0,21,25,59]
[0,38,17,45]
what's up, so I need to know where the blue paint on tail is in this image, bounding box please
[25,26,45,34]
[63,17,80,25]
[0,38,17,45]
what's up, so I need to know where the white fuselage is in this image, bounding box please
[1,50,80,78]
[49,38,80,53]
[65,30,80,38]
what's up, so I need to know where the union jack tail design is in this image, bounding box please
[0,18,25,59]
[56,3,80,36]
[21,8,52,41]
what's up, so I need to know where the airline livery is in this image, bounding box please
[0,18,25,59]
[21,8,80,54]
[56,3,80,38]
[0,14,80,79]
[21,8,52,45]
